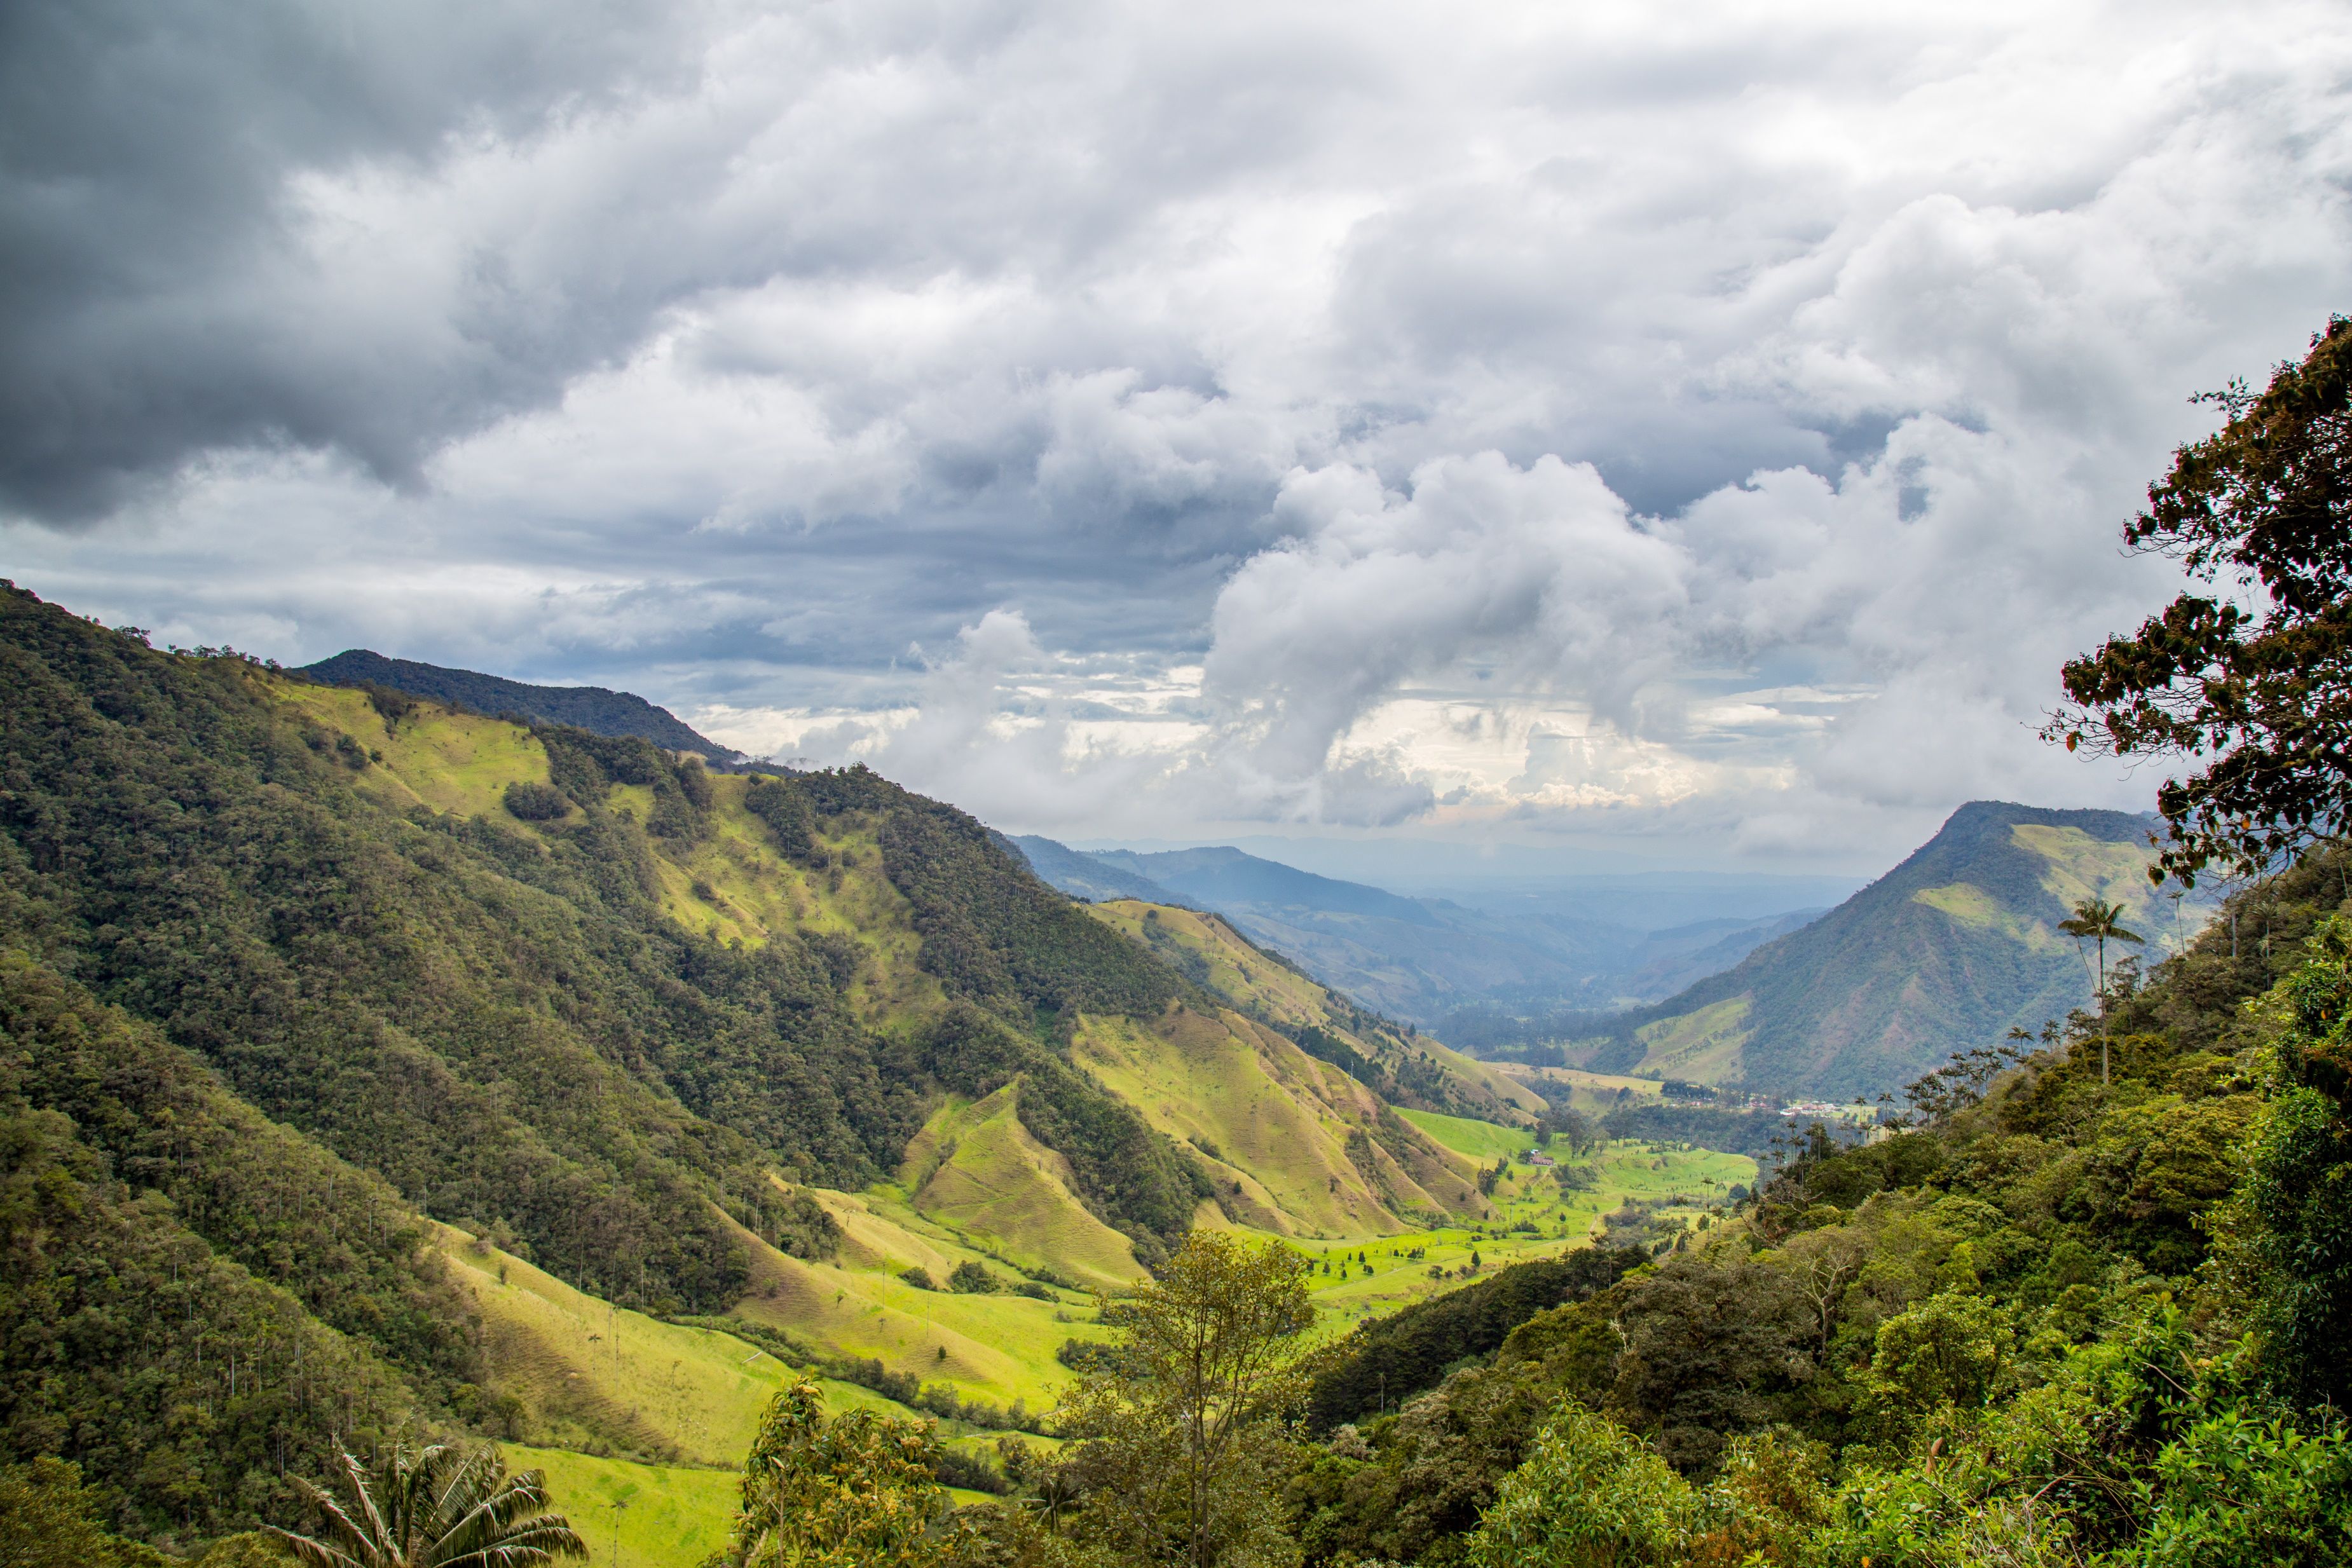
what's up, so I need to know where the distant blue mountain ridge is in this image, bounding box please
[1007,836,1821,1027]
[1019,803,2198,1099]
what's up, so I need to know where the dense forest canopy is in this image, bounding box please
[0,586,1239,1548]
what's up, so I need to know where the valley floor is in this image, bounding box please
[500,1126,1752,1568]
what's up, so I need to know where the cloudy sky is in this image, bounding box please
[6,0,2350,876]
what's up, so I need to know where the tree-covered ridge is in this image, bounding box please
[0,594,845,1311]
[300,646,735,760]
[0,587,1245,1306]
[1262,848,2352,1567]
[0,952,439,1548]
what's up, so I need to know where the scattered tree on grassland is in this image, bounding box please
[709,1377,947,1568]
[266,1443,585,1568]
[1058,1232,1316,1568]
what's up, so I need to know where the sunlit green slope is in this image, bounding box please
[0,587,1738,1559]
[1085,901,1545,1122]
[1584,801,2205,1097]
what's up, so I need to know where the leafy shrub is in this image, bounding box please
[1467,1404,1703,1567]
[1056,1339,1120,1375]
[900,1267,937,1291]
[933,1447,1008,1495]
[743,777,826,868]
[360,681,416,732]
[502,780,570,821]
[1306,1249,1641,1430]
[948,1260,1000,1294]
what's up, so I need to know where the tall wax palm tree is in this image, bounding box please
[2058,896,2143,1085]
[268,1442,587,1568]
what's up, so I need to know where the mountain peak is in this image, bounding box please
[1584,800,2184,1097]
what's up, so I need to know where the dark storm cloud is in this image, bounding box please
[3,1,2349,865]
[0,0,721,518]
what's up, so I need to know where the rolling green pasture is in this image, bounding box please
[1282,1136,1755,1330]
[1395,1107,1537,1161]
[509,1447,737,1568]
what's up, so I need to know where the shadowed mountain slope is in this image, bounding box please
[301,647,738,760]
[1005,833,1180,904]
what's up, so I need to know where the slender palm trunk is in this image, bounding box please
[2096,934,2109,1086]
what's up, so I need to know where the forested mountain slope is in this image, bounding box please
[301,647,738,760]
[1573,801,2191,1097]
[0,585,1509,1548]
[1261,845,2352,1568]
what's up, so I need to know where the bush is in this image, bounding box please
[933,1447,1008,1495]
[501,781,570,821]
[1468,1405,1702,1566]
[948,1261,1000,1294]
[900,1267,936,1291]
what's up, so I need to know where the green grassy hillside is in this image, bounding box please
[0,585,1751,1558]
[1395,1108,1535,1162]
[302,648,736,758]
[1074,1010,1478,1237]
[898,1086,1148,1287]
[1086,901,1545,1123]
[435,1224,793,1465]
[1576,801,2203,1098]
[503,1447,739,1568]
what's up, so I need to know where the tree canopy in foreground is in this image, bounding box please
[2054,316,2352,883]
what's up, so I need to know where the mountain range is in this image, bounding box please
[1010,837,1824,1025]
[0,585,1561,1547]
[307,643,2189,1107]
[1019,803,2196,1103]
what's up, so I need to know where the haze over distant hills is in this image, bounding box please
[1011,836,1829,1025]
[302,648,739,761]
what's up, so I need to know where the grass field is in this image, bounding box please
[509,1447,737,1568]
[729,1219,1112,1415]
[1395,1107,1538,1162]
[439,1225,794,1464]
[1072,1010,1475,1239]
[899,1087,1147,1288]
[1282,1136,1757,1329]
[1629,997,1753,1082]
[278,682,560,821]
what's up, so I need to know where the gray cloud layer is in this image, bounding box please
[5,1,2350,868]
